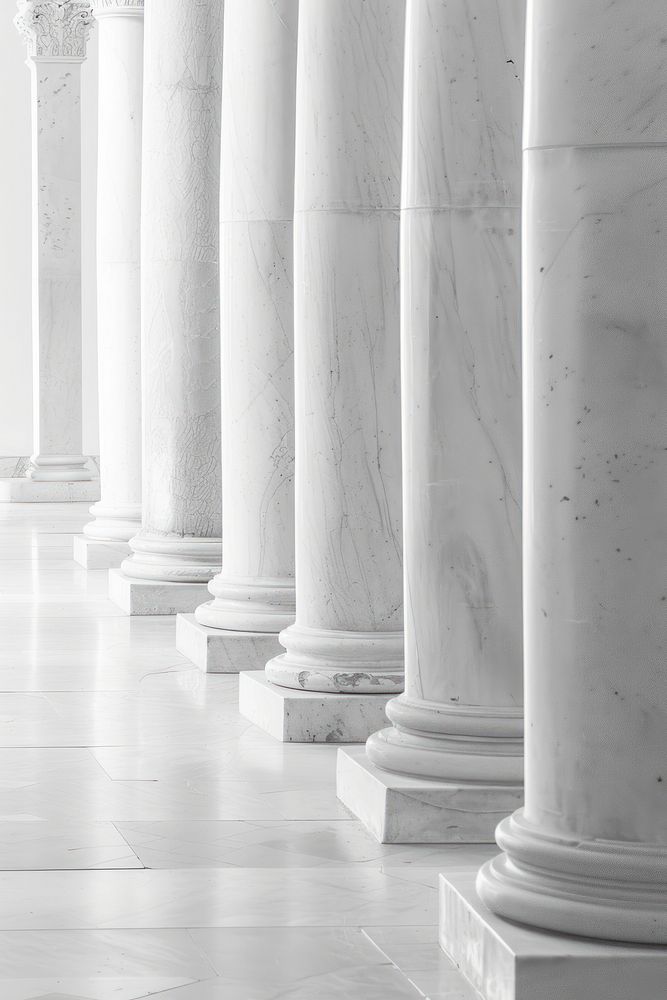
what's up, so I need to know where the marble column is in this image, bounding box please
[441,1,667,996]
[176,0,297,673]
[240,0,405,742]
[109,0,222,615]
[73,0,143,568]
[5,0,99,503]
[337,0,525,841]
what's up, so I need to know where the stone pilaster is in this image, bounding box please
[9,1,97,500]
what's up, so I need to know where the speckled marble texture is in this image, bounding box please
[176,614,282,674]
[120,0,222,590]
[240,671,394,744]
[195,0,297,638]
[363,0,524,803]
[478,0,667,949]
[15,1,94,484]
[0,478,99,503]
[441,873,667,1000]
[266,0,405,697]
[337,747,522,845]
[109,568,212,616]
[84,0,144,544]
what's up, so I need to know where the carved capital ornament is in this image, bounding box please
[14,0,94,59]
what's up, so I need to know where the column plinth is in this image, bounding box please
[109,0,223,615]
[241,0,405,742]
[338,0,525,837]
[9,1,96,500]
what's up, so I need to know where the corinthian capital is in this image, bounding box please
[15,0,94,59]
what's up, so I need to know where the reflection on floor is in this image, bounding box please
[0,502,489,999]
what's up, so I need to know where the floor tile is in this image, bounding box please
[0,867,435,929]
[0,502,471,1000]
[0,822,142,870]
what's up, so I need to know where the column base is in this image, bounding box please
[239,670,393,743]
[195,574,296,633]
[28,454,92,481]
[108,568,212,615]
[121,533,222,585]
[176,613,282,673]
[73,534,130,569]
[0,478,100,503]
[439,871,667,1000]
[265,624,404,694]
[83,501,142,543]
[477,810,667,945]
[336,746,522,844]
[367,695,524,784]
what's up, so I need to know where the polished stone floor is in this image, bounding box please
[0,502,488,999]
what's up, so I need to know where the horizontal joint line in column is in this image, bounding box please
[402,204,521,212]
[220,218,294,225]
[525,141,667,152]
[294,207,400,215]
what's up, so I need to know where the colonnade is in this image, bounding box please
[12,0,667,996]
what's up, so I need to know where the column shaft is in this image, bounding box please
[478,0,667,944]
[366,0,524,783]
[15,0,94,483]
[265,0,405,694]
[85,0,143,542]
[120,0,222,587]
[194,0,297,634]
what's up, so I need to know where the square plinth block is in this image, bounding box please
[73,535,131,569]
[176,613,283,673]
[239,670,393,743]
[108,568,212,616]
[439,871,667,1000]
[336,746,523,844]
[0,478,100,503]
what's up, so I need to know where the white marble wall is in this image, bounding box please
[121,0,222,583]
[85,0,143,542]
[15,0,94,483]
[478,0,667,945]
[265,0,405,693]
[366,0,524,783]
[195,0,297,634]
